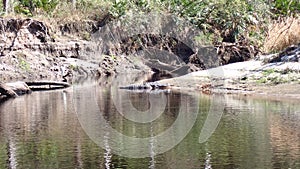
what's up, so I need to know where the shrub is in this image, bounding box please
[51,0,109,21]
[108,0,271,45]
[271,0,300,17]
[14,0,59,16]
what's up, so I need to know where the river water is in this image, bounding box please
[0,75,299,169]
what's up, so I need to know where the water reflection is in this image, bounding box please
[7,134,17,169]
[75,78,199,158]
[147,123,157,169]
[0,76,299,168]
[104,128,112,169]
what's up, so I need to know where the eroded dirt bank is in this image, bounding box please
[0,18,154,82]
[1,17,299,100]
[0,17,258,83]
[0,18,90,81]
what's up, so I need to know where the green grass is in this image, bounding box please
[1,0,299,53]
[262,69,276,76]
[19,58,31,72]
[256,77,267,84]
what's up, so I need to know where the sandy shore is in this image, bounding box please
[158,60,300,100]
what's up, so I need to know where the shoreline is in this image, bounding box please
[0,18,299,101]
[158,60,300,100]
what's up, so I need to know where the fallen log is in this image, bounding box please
[0,81,71,98]
[0,82,31,98]
[0,83,18,98]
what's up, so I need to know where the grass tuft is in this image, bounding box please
[264,16,300,53]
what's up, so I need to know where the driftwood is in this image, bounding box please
[0,82,31,98]
[0,83,17,98]
[0,81,70,98]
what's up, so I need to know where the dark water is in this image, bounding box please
[0,77,299,169]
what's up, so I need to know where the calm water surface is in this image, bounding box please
[0,76,299,169]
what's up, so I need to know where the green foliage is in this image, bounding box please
[195,33,215,45]
[109,0,129,17]
[109,0,160,17]
[110,55,117,60]
[19,58,31,71]
[255,68,300,84]
[74,0,107,12]
[69,63,78,70]
[164,0,270,43]
[256,77,267,84]
[271,0,300,16]
[82,32,91,41]
[262,68,276,76]
[5,0,298,51]
[14,0,59,16]
[108,0,270,45]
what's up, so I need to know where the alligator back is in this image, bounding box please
[119,82,171,90]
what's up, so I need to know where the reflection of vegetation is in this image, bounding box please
[17,137,39,168]
[0,142,7,168]
[37,139,59,168]
[17,138,59,168]
[0,89,299,168]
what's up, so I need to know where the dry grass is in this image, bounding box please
[1,0,110,33]
[33,1,110,39]
[51,0,110,23]
[264,16,300,53]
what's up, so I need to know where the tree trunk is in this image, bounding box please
[72,0,76,9]
[3,0,13,14]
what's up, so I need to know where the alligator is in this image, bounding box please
[119,82,171,90]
